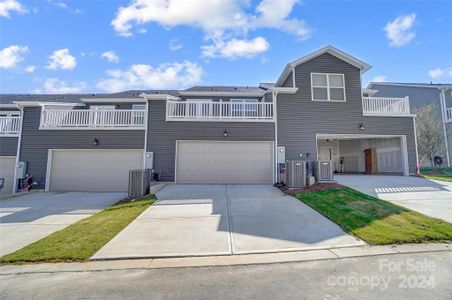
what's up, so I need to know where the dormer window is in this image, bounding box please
[311,73,346,101]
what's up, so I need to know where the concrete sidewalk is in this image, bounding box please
[1,243,450,275]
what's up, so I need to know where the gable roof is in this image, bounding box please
[275,45,372,86]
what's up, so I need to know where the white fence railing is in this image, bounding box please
[0,116,21,136]
[446,107,452,123]
[40,108,146,129]
[362,96,411,116]
[166,100,274,121]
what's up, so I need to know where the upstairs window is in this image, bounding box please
[311,73,346,101]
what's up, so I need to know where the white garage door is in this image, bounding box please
[0,156,16,194]
[176,141,273,184]
[49,149,143,192]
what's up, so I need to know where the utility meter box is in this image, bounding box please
[144,152,154,170]
[16,161,27,179]
[277,146,286,163]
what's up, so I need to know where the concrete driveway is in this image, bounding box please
[93,185,364,259]
[0,192,126,256]
[336,175,452,223]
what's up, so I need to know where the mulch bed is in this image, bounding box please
[280,182,343,196]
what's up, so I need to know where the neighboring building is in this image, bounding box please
[0,46,417,192]
[367,82,452,167]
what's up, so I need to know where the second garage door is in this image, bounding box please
[176,141,273,184]
[49,149,143,192]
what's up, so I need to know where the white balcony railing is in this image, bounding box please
[446,107,452,123]
[0,116,21,136]
[40,108,146,129]
[362,96,411,116]
[166,100,274,122]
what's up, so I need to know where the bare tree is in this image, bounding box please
[414,102,445,168]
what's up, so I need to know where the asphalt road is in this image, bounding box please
[1,252,451,299]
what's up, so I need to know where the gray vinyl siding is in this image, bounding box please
[0,137,18,156]
[147,100,275,181]
[277,53,417,174]
[18,107,145,189]
[282,72,293,87]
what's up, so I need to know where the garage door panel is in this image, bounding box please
[176,141,273,184]
[50,150,143,192]
[0,157,16,194]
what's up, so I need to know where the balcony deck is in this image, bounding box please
[0,116,21,136]
[362,96,411,116]
[166,100,274,122]
[39,108,146,129]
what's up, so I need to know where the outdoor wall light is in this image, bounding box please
[359,122,365,131]
[92,138,99,146]
[223,130,228,137]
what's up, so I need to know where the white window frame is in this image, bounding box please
[311,73,346,102]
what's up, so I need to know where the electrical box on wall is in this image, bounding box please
[145,152,154,169]
[277,146,286,163]
[16,161,27,179]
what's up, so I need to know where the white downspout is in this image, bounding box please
[142,97,150,169]
[439,89,450,167]
[273,90,278,183]
[12,105,24,194]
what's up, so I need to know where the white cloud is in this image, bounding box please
[97,61,203,92]
[428,68,452,79]
[46,48,77,70]
[111,0,311,51]
[101,50,119,63]
[0,0,27,18]
[111,0,247,37]
[202,36,269,59]
[384,13,416,47]
[47,0,82,13]
[34,78,86,93]
[169,39,183,51]
[371,75,387,82]
[251,0,311,40]
[0,45,28,69]
[24,65,36,73]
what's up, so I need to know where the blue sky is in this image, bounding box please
[0,0,451,94]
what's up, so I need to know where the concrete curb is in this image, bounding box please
[1,243,451,275]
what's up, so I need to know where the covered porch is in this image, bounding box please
[316,134,410,176]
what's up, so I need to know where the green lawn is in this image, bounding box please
[297,187,452,245]
[0,196,155,264]
[421,167,452,183]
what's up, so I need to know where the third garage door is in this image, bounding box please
[176,141,273,184]
[49,149,143,192]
